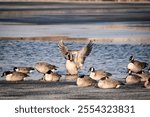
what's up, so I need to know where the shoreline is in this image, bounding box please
[0,80,149,100]
[0,36,150,44]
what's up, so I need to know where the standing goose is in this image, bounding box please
[43,70,61,82]
[35,62,57,74]
[76,75,97,87]
[65,52,78,75]
[145,78,150,89]
[98,77,124,89]
[125,73,141,84]
[58,40,93,69]
[1,71,28,81]
[13,67,34,74]
[89,67,112,81]
[127,56,148,74]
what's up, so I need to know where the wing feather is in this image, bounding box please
[76,40,93,68]
[58,40,69,58]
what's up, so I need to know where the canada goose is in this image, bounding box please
[65,52,78,75]
[1,71,28,81]
[13,67,34,74]
[65,74,78,81]
[43,70,61,82]
[125,74,141,84]
[98,77,124,89]
[89,67,112,81]
[136,71,150,82]
[58,40,93,69]
[76,75,97,87]
[144,78,150,89]
[35,62,57,74]
[127,56,148,73]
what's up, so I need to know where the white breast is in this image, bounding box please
[5,74,13,81]
[44,74,53,81]
[127,63,141,73]
[65,60,78,75]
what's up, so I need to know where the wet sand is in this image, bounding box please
[0,79,150,100]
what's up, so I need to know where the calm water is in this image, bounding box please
[0,40,150,80]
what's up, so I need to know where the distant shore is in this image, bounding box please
[0,36,150,44]
[0,1,149,44]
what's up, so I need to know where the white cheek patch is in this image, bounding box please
[16,69,19,72]
[51,69,55,72]
[127,63,134,69]
[29,70,34,73]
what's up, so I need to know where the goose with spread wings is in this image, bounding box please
[58,40,93,69]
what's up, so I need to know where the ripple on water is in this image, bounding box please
[0,40,150,80]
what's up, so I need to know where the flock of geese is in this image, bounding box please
[1,40,150,89]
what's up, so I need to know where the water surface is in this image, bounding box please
[0,40,149,80]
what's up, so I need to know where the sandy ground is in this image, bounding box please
[0,79,150,100]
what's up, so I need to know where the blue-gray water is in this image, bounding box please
[0,40,150,80]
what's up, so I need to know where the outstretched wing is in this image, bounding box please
[76,40,93,69]
[58,40,69,58]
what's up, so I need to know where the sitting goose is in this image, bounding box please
[89,67,112,81]
[35,62,58,80]
[98,77,124,89]
[144,78,150,89]
[43,70,61,82]
[136,71,150,82]
[127,56,148,74]
[13,67,34,74]
[125,73,141,84]
[35,62,57,74]
[58,40,93,69]
[1,71,28,81]
[76,75,97,87]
